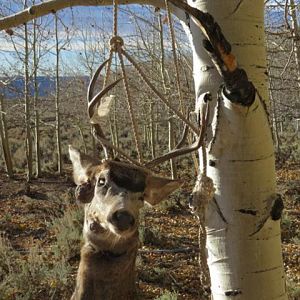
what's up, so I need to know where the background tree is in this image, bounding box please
[1,1,299,299]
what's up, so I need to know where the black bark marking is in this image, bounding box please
[256,89,271,126]
[225,289,242,296]
[237,209,257,216]
[209,160,216,167]
[252,104,259,112]
[252,265,282,274]
[270,194,284,221]
[185,12,191,29]
[213,197,228,224]
[229,153,274,162]
[203,39,214,53]
[230,0,245,15]
[27,7,35,15]
[249,215,269,237]
[222,70,256,106]
[208,93,221,153]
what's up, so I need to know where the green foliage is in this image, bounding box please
[48,205,83,260]
[154,291,178,300]
[281,213,292,230]
[276,131,300,165]
[286,280,300,300]
[0,206,83,300]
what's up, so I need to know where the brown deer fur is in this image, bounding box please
[69,146,182,300]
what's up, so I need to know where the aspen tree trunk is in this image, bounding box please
[0,1,287,298]
[24,0,33,180]
[149,101,156,159]
[183,1,287,299]
[77,124,87,153]
[270,89,281,153]
[54,13,63,174]
[158,13,177,178]
[290,0,300,86]
[289,0,300,119]
[33,18,41,177]
[0,95,13,177]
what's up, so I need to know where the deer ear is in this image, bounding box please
[69,145,99,185]
[144,175,183,205]
[69,145,100,203]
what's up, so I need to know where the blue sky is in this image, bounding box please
[0,1,298,76]
[0,3,164,75]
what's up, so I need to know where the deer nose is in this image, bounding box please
[111,210,135,231]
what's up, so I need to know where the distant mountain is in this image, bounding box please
[1,76,89,99]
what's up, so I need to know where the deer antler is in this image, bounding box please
[87,59,143,166]
[145,102,210,168]
[88,59,210,170]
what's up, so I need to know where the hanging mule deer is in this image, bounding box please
[69,59,209,300]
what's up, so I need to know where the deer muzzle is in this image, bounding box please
[110,210,135,232]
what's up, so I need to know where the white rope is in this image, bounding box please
[189,101,214,293]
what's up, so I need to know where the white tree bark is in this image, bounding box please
[24,0,33,180]
[185,1,287,299]
[54,13,63,175]
[0,1,287,299]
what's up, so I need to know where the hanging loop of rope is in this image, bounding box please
[92,0,206,167]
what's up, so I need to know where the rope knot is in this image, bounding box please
[110,36,124,52]
[189,174,215,215]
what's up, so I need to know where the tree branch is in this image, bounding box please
[0,0,164,31]
[0,0,256,105]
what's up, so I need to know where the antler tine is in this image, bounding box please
[87,59,143,166]
[174,123,189,150]
[87,58,110,103]
[145,103,210,169]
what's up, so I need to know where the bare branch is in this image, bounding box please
[0,0,166,31]
[145,102,210,168]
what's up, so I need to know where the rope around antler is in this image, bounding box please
[90,1,210,168]
[103,0,143,163]
[187,95,214,293]
[120,48,199,134]
[117,46,143,163]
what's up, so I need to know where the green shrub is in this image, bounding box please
[48,205,83,261]
[0,206,83,300]
[154,291,178,300]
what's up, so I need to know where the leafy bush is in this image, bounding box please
[154,291,178,300]
[0,206,83,300]
[48,205,83,261]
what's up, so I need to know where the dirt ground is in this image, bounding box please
[0,163,299,299]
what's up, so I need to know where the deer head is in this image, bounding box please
[69,56,209,249]
[69,146,182,249]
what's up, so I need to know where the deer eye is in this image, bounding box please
[97,177,106,187]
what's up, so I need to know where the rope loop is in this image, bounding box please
[190,168,215,292]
